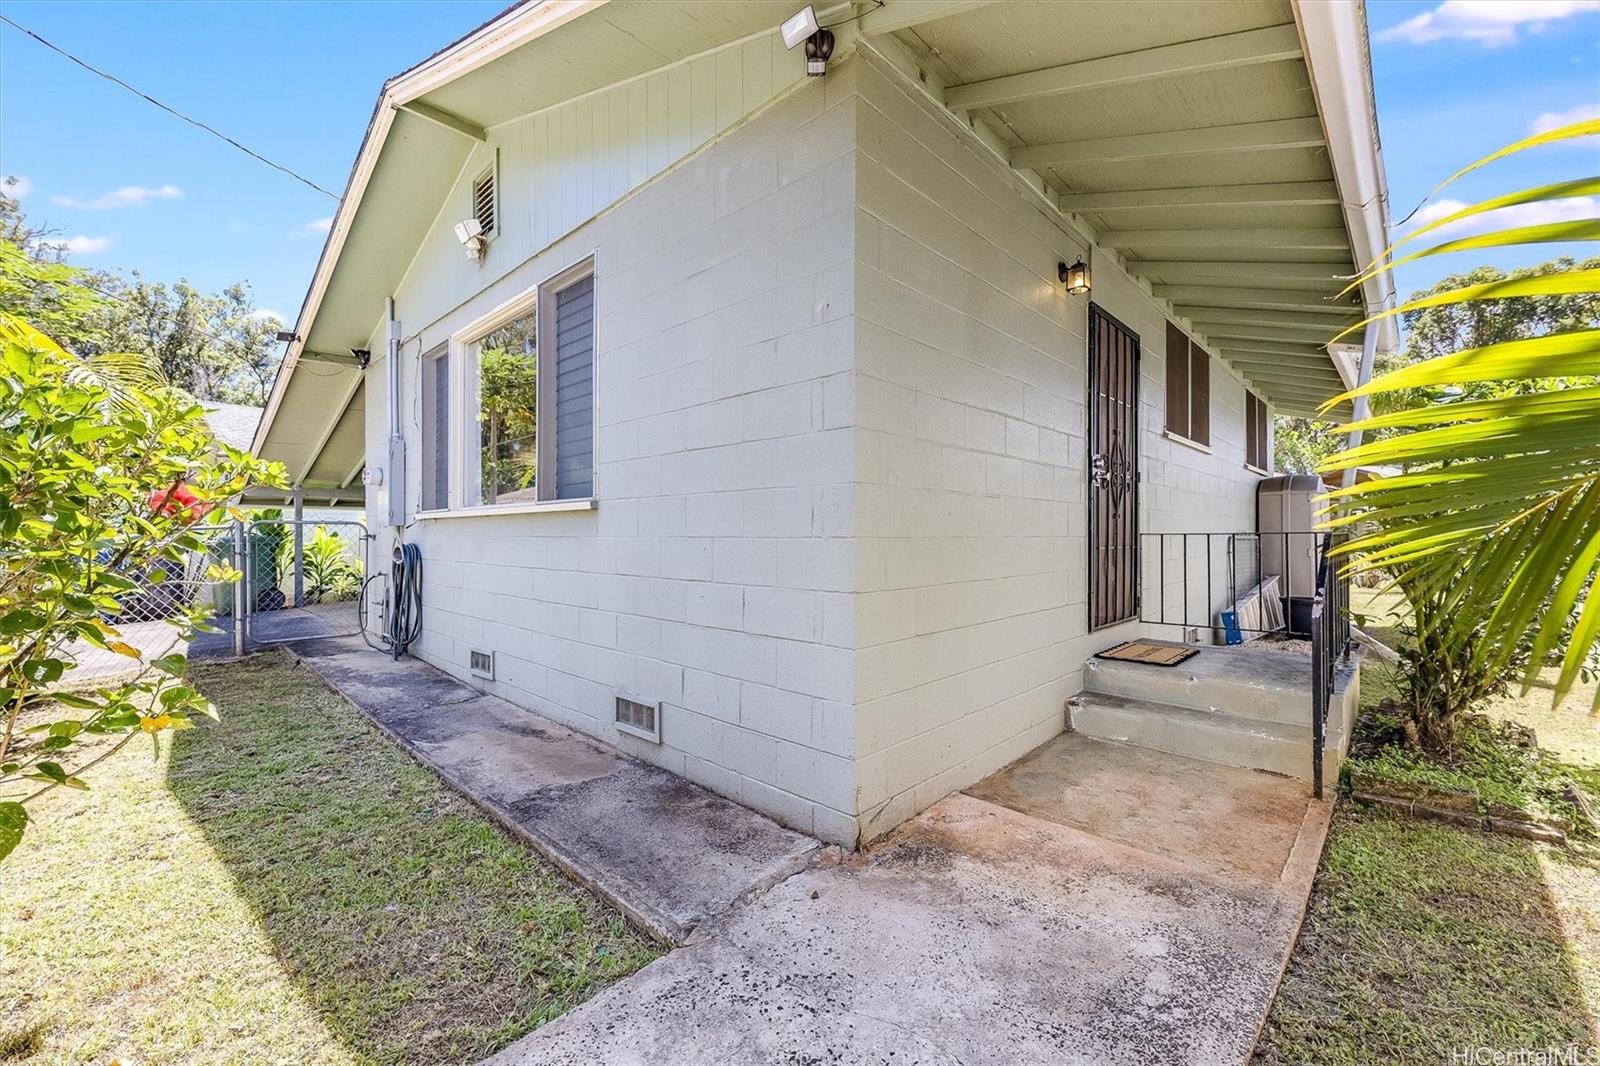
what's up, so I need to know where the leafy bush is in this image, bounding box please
[0,312,284,860]
[1319,118,1600,744]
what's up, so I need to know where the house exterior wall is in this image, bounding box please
[363,57,864,843]
[847,51,1268,839]
[355,48,1272,848]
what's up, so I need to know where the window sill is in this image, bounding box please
[1162,429,1212,455]
[1244,462,1271,476]
[416,498,597,520]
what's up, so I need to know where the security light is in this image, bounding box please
[350,348,372,369]
[781,6,819,49]
[454,217,486,261]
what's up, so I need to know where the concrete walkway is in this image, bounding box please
[291,637,820,944]
[293,638,1328,1064]
[492,731,1329,1066]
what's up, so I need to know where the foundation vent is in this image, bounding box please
[615,695,661,743]
[469,649,495,680]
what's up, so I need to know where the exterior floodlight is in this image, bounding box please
[274,330,300,344]
[781,6,833,76]
[781,6,819,49]
[1060,258,1091,295]
[454,217,486,261]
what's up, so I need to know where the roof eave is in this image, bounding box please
[252,0,608,459]
[1293,0,1399,353]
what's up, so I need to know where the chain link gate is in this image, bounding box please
[238,518,369,648]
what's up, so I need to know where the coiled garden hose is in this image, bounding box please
[358,541,423,659]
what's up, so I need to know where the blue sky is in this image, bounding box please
[0,0,1596,327]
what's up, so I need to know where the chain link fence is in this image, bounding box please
[60,519,369,686]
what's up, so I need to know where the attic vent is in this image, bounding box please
[469,649,494,679]
[471,166,496,236]
[614,695,660,744]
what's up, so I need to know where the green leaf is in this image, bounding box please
[0,802,27,862]
[149,652,188,678]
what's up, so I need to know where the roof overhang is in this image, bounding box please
[858,0,1396,417]
[257,0,1397,482]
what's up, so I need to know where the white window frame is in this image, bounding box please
[427,252,598,519]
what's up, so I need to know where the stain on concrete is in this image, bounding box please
[490,794,1324,1066]
[291,637,820,945]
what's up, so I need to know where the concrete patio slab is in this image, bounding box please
[489,734,1331,1065]
[290,636,821,945]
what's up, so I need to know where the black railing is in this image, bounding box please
[1139,531,1322,638]
[1309,531,1352,800]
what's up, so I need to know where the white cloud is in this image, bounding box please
[1405,195,1598,239]
[37,234,115,256]
[1377,0,1600,47]
[1532,102,1600,133]
[249,308,286,324]
[2,175,30,199]
[296,216,333,236]
[51,183,183,210]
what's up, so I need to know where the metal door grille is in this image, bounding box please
[1088,304,1140,631]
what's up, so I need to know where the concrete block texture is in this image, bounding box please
[367,48,1271,848]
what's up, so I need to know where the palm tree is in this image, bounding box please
[1316,118,1600,740]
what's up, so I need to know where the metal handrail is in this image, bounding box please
[1309,530,1351,799]
[1139,530,1321,637]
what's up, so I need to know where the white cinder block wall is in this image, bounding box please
[359,47,1269,847]
[848,51,1266,839]
[365,52,864,844]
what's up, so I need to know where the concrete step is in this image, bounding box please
[1083,648,1315,727]
[1069,693,1337,789]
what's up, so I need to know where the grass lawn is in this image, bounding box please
[1256,592,1600,1063]
[0,651,659,1065]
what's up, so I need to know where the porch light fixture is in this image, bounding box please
[1060,257,1091,295]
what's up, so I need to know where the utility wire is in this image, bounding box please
[0,13,341,201]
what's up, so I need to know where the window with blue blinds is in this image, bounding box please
[552,275,594,500]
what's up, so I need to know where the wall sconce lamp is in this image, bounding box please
[1059,257,1091,296]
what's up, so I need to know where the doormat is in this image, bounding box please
[1095,640,1200,667]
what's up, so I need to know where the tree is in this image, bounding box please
[1318,118,1600,745]
[0,192,283,406]
[1274,256,1599,474]
[0,312,285,861]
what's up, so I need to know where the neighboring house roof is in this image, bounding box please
[255,0,1397,486]
[200,401,263,453]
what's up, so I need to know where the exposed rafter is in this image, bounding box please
[397,101,487,142]
[1062,182,1338,213]
[1128,261,1349,287]
[944,23,1302,110]
[1104,228,1351,251]
[860,0,997,35]
[1195,323,1348,345]
[1154,285,1359,314]
[1173,306,1356,330]
[1013,118,1323,169]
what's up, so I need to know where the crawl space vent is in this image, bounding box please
[614,695,660,743]
[469,649,494,680]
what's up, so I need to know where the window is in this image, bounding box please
[471,162,496,237]
[474,312,539,506]
[1245,390,1270,473]
[420,344,450,512]
[1164,321,1210,446]
[452,257,596,510]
